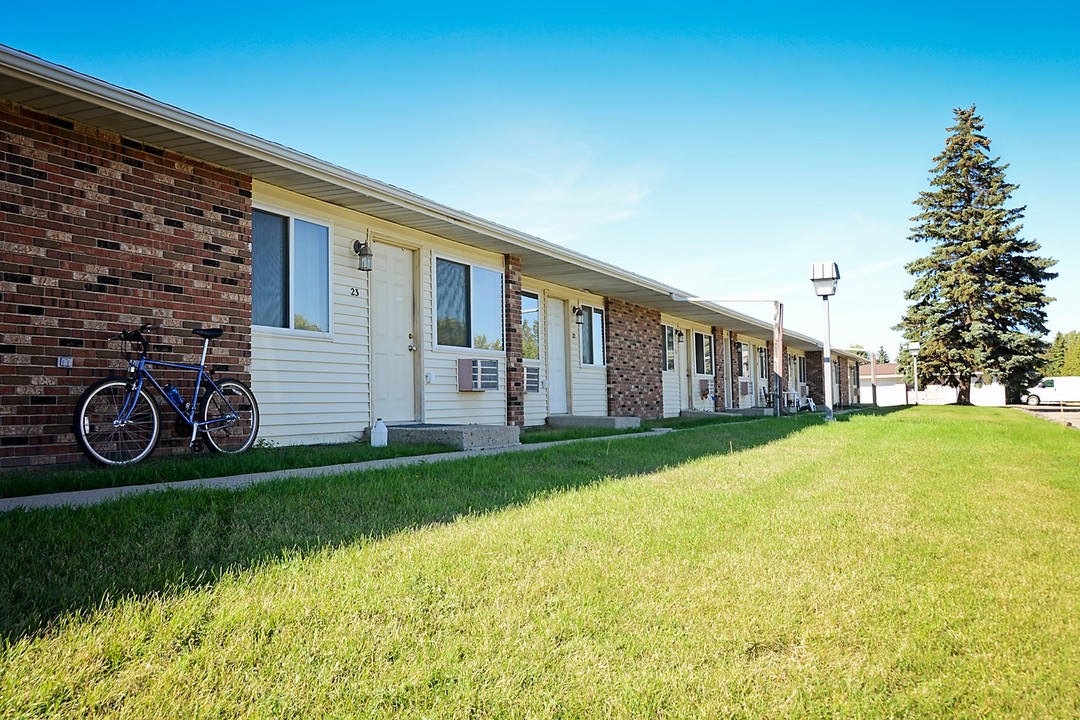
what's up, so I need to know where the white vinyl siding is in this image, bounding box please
[250,188,369,445]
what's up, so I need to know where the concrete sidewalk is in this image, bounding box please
[0,429,674,513]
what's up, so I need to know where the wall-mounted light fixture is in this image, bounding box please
[572,305,584,326]
[676,329,685,342]
[353,230,374,272]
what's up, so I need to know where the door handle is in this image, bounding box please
[408,344,416,351]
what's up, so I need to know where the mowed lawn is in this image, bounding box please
[1,407,1078,718]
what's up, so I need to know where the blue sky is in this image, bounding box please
[5,2,1078,356]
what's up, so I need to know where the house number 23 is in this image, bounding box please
[350,288,360,297]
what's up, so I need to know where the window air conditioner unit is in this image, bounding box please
[458,358,499,392]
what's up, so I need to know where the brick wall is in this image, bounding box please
[838,356,852,406]
[805,350,824,406]
[605,298,662,419]
[712,327,727,410]
[730,333,741,404]
[503,255,524,426]
[0,101,252,471]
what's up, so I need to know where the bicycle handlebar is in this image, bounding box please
[113,323,160,357]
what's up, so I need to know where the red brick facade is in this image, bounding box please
[503,255,524,426]
[604,298,663,419]
[805,350,825,407]
[0,101,252,470]
[712,327,727,410]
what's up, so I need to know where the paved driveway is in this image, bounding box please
[1015,403,1080,429]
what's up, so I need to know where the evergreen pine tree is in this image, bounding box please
[875,346,890,364]
[896,106,1056,404]
[1041,331,1079,376]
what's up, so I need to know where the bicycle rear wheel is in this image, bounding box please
[200,379,259,454]
[73,378,161,466]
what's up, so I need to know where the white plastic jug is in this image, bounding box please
[370,418,388,448]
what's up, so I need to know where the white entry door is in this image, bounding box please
[370,242,416,422]
[546,297,569,414]
[738,342,755,409]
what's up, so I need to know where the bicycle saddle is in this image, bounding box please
[192,328,224,340]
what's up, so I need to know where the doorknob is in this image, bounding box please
[408,344,416,351]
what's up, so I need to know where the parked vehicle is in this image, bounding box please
[1022,376,1080,406]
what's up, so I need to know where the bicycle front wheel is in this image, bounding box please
[73,378,161,466]
[200,379,259,454]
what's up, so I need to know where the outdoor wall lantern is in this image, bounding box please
[676,329,685,341]
[572,305,584,325]
[810,262,841,421]
[353,232,374,272]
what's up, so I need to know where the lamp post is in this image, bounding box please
[908,341,920,405]
[810,262,840,421]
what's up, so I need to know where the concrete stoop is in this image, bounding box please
[384,423,521,451]
[546,414,641,429]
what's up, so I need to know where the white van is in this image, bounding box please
[1023,377,1080,405]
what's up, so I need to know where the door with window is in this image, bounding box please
[371,242,417,422]
[546,298,569,414]
[738,342,755,408]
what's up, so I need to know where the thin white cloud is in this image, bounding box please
[440,124,659,243]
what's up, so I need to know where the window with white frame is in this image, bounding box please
[252,208,330,333]
[798,356,807,384]
[694,332,713,375]
[580,304,605,365]
[662,325,677,371]
[758,346,769,380]
[521,291,540,360]
[436,258,503,350]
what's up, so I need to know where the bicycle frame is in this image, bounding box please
[116,336,239,447]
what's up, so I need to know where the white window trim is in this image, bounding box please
[662,324,677,372]
[580,303,606,366]
[694,331,714,376]
[251,203,334,338]
[433,254,505,355]
[521,289,542,365]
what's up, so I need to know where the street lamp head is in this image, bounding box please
[810,262,841,297]
[908,341,920,357]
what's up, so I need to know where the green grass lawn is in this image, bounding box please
[2,413,763,497]
[1,406,1078,718]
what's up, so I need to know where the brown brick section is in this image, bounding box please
[0,101,252,471]
[605,298,662,419]
[805,350,824,406]
[838,356,852,406]
[730,333,741,404]
[712,327,727,410]
[503,255,524,426]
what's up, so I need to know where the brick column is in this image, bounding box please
[712,327,726,410]
[838,356,851,407]
[605,298,663,419]
[730,333,741,405]
[503,255,524,426]
[806,350,824,406]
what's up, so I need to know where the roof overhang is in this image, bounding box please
[0,44,841,349]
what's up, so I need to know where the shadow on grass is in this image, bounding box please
[0,412,851,642]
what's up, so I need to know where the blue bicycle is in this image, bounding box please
[73,323,260,466]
